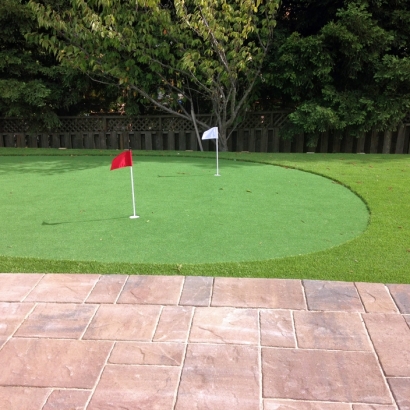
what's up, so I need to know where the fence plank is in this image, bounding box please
[272,128,280,152]
[260,129,268,152]
[154,132,163,150]
[27,135,38,148]
[295,133,304,153]
[84,133,94,149]
[167,132,175,150]
[178,132,186,151]
[236,130,244,152]
[61,133,70,149]
[39,134,49,148]
[51,134,60,148]
[189,132,197,151]
[123,132,130,149]
[283,137,291,153]
[107,133,118,149]
[370,130,379,153]
[356,135,365,153]
[382,130,392,154]
[1,114,409,154]
[332,131,341,153]
[319,131,328,153]
[344,134,353,153]
[95,133,106,149]
[130,133,141,150]
[16,134,25,148]
[4,134,14,147]
[395,125,406,154]
[144,132,152,150]
[248,129,256,152]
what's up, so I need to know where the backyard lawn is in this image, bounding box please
[0,148,409,284]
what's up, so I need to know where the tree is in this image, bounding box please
[28,0,280,150]
[265,0,410,141]
[0,0,124,130]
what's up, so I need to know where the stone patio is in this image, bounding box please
[0,273,409,409]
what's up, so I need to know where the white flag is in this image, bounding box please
[202,127,218,140]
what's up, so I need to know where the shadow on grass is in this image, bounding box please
[0,152,262,176]
[42,216,129,226]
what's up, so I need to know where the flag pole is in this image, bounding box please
[215,139,220,176]
[129,164,139,219]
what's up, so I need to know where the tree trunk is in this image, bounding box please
[218,126,229,151]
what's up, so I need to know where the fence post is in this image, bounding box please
[356,134,365,153]
[51,134,60,148]
[27,135,38,148]
[395,125,406,154]
[144,132,152,150]
[382,130,392,154]
[72,133,83,149]
[16,134,25,148]
[189,132,197,151]
[153,132,163,150]
[248,129,256,152]
[282,137,291,153]
[236,130,244,152]
[344,133,353,153]
[332,130,341,153]
[370,130,379,153]
[84,133,94,149]
[168,132,175,150]
[260,128,268,152]
[320,131,329,153]
[295,133,304,153]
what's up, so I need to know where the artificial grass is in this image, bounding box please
[0,148,409,283]
[0,153,367,264]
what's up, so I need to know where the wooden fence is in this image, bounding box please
[1,112,409,154]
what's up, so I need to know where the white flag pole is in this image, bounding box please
[215,139,220,176]
[129,165,139,219]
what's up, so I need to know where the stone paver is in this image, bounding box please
[24,274,99,303]
[362,313,410,376]
[15,303,97,339]
[175,344,259,410]
[87,364,180,410]
[0,302,35,348]
[355,282,398,313]
[0,386,51,410]
[387,284,410,313]
[352,405,397,410]
[179,276,213,306]
[83,304,161,341]
[387,378,410,410]
[260,309,295,347]
[0,274,43,302]
[153,306,193,342]
[262,348,392,404]
[117,275,184,305]
[42,389,91,410]
[85,274,128,304]
[264,400,351,409]
[212,277,306,309]
[0,274,409,409]
[109,342,185,366]
[293,311,371,351]
[0,338,113,388]
[304,280,364,311]
[189,307,259,344]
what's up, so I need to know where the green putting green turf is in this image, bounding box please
[0,154,368,264]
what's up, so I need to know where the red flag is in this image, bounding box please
[110,150,133,170]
